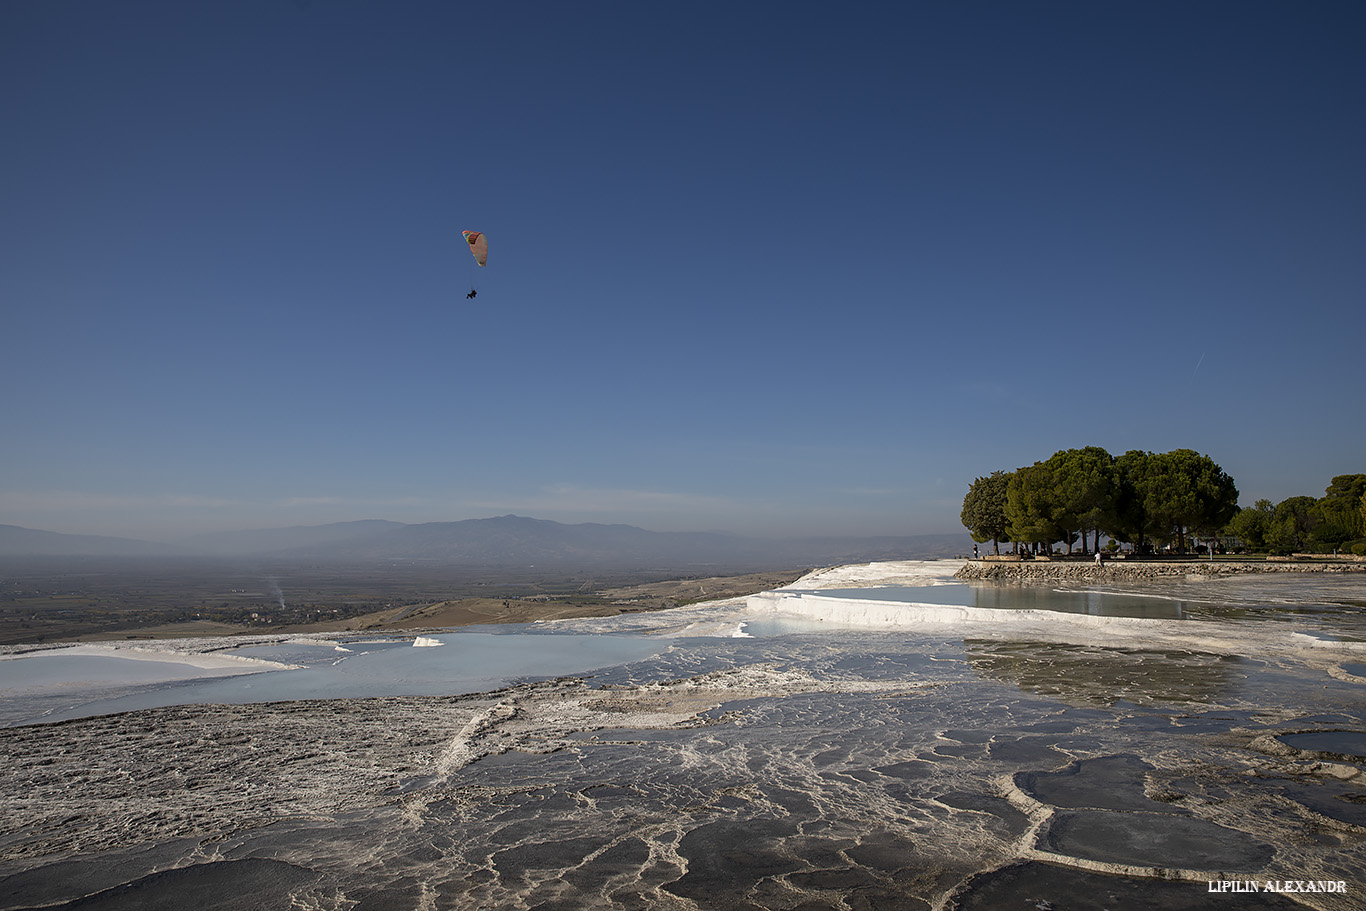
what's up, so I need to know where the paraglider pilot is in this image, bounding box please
[461,231,486,301]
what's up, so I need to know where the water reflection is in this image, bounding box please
[7,632,665,726]
[1277,729,1366,758]
[966,585,1186,619]
[790,584,1187,619]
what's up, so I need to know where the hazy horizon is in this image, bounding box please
[2,514,976,547]
[4,3,1362,544]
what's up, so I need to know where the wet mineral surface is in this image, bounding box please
[1,563,1363,910]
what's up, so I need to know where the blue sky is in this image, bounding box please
[3,1,1363,541]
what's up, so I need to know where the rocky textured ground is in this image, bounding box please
[1,562,1363,910]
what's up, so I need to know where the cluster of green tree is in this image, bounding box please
[1224,475,1366,555]
[960,448,1239,555]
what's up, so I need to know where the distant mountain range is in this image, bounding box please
[0,524,175,558]
[0,517,972,570]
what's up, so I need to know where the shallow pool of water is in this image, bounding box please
[3,632,666,726]
[1277,729,1366,758]
[781,584,1188,620]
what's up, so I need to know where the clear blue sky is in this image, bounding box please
[3,1,1363,542]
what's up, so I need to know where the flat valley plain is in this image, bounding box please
[0,556,808,646]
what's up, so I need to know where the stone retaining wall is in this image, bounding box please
[954,559,1366,583]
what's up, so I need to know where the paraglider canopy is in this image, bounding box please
[462,230,487,266]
